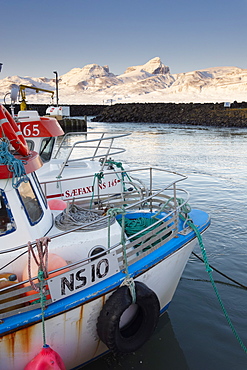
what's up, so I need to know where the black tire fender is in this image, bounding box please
[97,281,160,354]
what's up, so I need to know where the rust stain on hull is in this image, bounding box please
[1,324,36,360]
[92,294,106,358]
[76,305,84,342]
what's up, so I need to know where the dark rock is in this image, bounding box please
[5,103,247,128]
[92,102,247,127]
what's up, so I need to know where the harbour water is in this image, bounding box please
[79,121,247,370]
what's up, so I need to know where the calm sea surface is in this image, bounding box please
[78,121,247,370]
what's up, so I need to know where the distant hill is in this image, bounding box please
[1,57,247,104]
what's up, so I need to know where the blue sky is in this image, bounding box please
[1,0,247,79]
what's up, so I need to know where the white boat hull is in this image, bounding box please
[0,237,196,370]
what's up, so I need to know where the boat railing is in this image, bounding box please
[0,168,190,319]
[40,166,187,206]
[53,132,131,178]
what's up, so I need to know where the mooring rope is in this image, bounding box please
[39,270,47,347]
[192,251,247,290]
[27,237,51,347]
[28,237,51,347]
[90,172,105,209]
[107,207,136,303]
[181,214,247,354]
[105,159,140,193]
[152,196,191,220]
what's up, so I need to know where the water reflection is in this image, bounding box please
[83,312,189,370]
[74,120,247,369]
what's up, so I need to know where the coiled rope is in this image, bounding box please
[55,203,114,231]
[108,198,191,302]
[0,139,28,188]
[120,216,168,251]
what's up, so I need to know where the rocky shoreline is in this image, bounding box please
[6,102,247,128]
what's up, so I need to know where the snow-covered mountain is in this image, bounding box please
[1,57,247,105]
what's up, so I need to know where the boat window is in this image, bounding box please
[26,140,34,151]
[89,246,106,261]
[31,172,48,208]
[0,190,16,236]
[17,180,43,225]
[39,137,55,163]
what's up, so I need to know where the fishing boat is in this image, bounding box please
[7,106,142,205]
[0,104,210,369]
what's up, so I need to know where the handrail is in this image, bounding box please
[54,132,131,159]
[40,166,187,186]
[53,132,131,178]
[0,168,189,256]
[92,132,105,160]
[0,202,181,294]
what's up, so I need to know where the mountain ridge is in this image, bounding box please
[1,57,247,104]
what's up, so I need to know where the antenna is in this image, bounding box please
[53,71,59,106]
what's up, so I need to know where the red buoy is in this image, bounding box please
[24,345,66,370]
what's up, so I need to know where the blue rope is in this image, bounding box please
[0,140,28,187]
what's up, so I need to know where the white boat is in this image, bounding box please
[15,108,143,205]
[0,105,210,369]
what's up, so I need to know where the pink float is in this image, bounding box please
[48,199,67,210]
[24,345,66,370]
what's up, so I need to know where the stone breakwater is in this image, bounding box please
[92,102,247,127]
[6,102,247,127]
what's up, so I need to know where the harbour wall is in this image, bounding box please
[6,102,247,128]
[92,102,247,127]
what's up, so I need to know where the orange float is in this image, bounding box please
[22,253,69,299]
[0,105,29,156]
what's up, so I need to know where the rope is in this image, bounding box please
[122,216,167,251]
[0,139,28,188]
[107,207,136,303]
[105,159,136,192]
[181,214,247,354]
[27,237,51,347]
[90,172,104,208]
[55,204,113,231]
[152,197,191,220]
[39,270,47,347]
[27,237,50,292]
[192,251,247,290]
